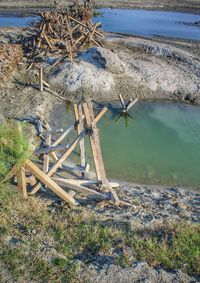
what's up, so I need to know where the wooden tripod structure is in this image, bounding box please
[13,101,123,206]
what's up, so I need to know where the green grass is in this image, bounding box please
[0,122,32,182]
[0,183,199,282]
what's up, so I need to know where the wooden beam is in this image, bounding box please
[52,178,108,200]
[25,160,77,205]
[52,178,119,188]
[83,102,107,184]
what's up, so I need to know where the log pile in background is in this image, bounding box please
[23,0,103,63]
[0,44,23,90]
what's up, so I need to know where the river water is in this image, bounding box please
[0,9,200,40]
[94,9,200,40]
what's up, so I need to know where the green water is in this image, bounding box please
[98,101,200,189]
[53,101,200,189]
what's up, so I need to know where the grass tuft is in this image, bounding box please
[0,121,32,182]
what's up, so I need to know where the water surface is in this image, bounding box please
[0,9,200,40]
[52,101,200,189]
[95,8,200,40]
[0,16,36,27]
[98,101,200,189]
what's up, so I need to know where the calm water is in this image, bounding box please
[52,102,200,189]
[0,9,200,40]
[95,8,200,40]
[0,16,36,27]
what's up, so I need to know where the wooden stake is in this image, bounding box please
[118,94,126,109]
[17,167,27,198]
[39,67,43,92]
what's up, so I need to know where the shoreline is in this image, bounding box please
[0,8,200,17]
[0,1,200,16]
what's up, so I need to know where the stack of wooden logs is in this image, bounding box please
[24,0,103,62]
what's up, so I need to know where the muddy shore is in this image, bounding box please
[0,0,200,14]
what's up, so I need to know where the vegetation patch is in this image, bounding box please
[0,121,32,182]
[0,183,199,282]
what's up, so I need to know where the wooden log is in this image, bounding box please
[25,160,77,205]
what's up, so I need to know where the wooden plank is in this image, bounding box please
[30,132,86,195]
[52,178,119,188]
[25,160,77,205]
[83,102,107,184]
[74,104,86,170]
[52,178,108,200]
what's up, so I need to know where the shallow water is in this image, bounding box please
[52,101,200,189]
[95,8,200,40]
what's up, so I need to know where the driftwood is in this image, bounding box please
[23,0,103,63]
